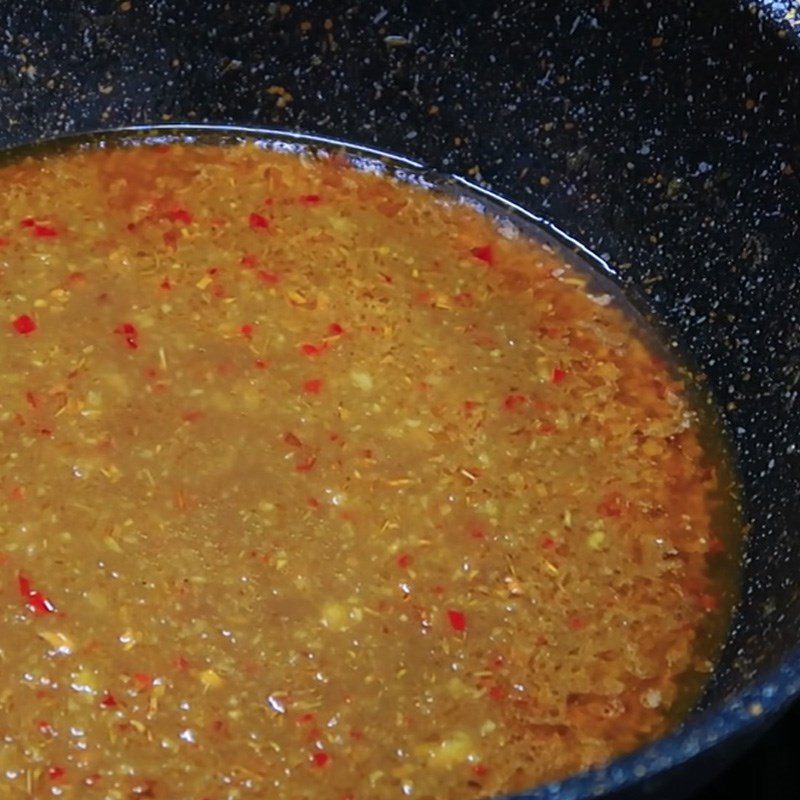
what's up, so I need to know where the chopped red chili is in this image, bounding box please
[471,764,489,778]
[299,194,322,205]
[100,693,118,708]
[165,207,193,225]
[551,367,567,384]
[132,673,153,690]
[249,212,270,230]
[311,751,330,768]
[295,455,317,473]
[300,343,326,357]
[470,244,494,265]
[18,574,56,615]
[47,766,66,781]
[568,615,587,631]
[597,492,624,518]
[397,553,412,569]
[303,379,324,395]
[114,322,139,350]
[12,314,37,335]
[256,269,281,285]
[447,609,467,632]
[33,225,59,238]
[503,394,527,411]
[541,536,557,551]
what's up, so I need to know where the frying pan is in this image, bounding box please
[1,1,798,798]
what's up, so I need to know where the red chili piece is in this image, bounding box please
[551,367,567,384]
[303,379,324,395]
[33,225,59,238]
[47,766,66,781]
[165,207,193,225]
[241,323,254,340]
[568,615,587,631]
[328,322,345,336]
[100,693,118,708]
[160,277,172,290]
[397,553,412,569]
[254,359,269,370]
[295,455,317,473]
[300,343,326,357]
[114,322,139,350]
[12,314,37,335]
[240,254,258,268]
[299,194,322,205]
[256,270,280,285]
[470,244,494,265]
[541,536,557,551]
[597,492,624,518]
[132,673,153,690]
[488,685,506,702]
[249,212,271,230]
[503,394,526,411]
[18,574,56,615]
[311,752,330,768]
[447,609,467,632]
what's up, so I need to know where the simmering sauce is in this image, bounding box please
[0,137,737,799]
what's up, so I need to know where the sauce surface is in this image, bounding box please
[0,139,735,799]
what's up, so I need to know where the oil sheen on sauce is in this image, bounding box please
[0,135,741,800]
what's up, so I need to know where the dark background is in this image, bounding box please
[691,703,800,798]
[1,2,799,799]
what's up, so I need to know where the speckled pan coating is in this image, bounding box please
[0,2,798,799]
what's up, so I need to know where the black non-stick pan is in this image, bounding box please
[1,2,798,798]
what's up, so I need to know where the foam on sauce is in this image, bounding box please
[0,137,739,799]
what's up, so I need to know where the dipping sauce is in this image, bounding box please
[0,138,737,799]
